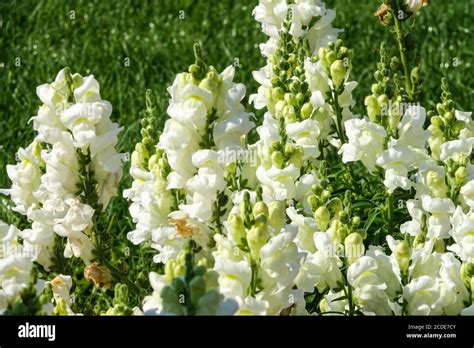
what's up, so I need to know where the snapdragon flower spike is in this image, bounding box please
[142,239,238,315]
[125,44,254,264]
[1,68,124,267]
[210,190,306,315]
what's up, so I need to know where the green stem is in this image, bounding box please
[392,10,414,101]
[386,192,394,233]
[249,258,258,297]
[331,88,347,143]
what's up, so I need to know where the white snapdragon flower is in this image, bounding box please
[403,0,429,16]
[256,164,301,201]
[339,118,387,172]
[286,119,321,159]
[448,207,474,263]
[49,274,76,315]
[460,180,474,210]
[0,142,43,215]
[347,249,401,315]
[420,194,455,239]
[295,232,343,292]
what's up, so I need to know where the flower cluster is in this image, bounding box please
[1,69,124,268]
[124,45,254,265]
[1,0,472,317]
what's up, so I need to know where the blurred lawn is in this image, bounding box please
[0,0,472,230]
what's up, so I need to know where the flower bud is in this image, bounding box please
[268,200,286,233]
[161,285,185,315]
[301,102,313,119]
[455,166,468,186]
[426,170,448,197]
[247,225,269,260]
[318,47,328,69]
[284,93,296,106]
[338,211,349,224]
[228,214,246,245]
[327,197,343,216]
[314,206,330,231]
[326,51,337,66]
[289,147,304,167]
[272,87,285,100]
[365,95,380,122]
[395,241,411,274]
[271,151,285,168]
[335,225,349,242]
[253,201,269,220]
[344,233,365,265]
[330,60,346,87]
[371,83,383,95]
[351,216,361,228]
[189,276,206,305]
[430,116,444,127]
[195,289,221,315]
[307,194,320,210]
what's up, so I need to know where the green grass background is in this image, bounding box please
[0,0,473,231]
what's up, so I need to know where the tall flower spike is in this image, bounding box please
[125,44,255,265]
[1,68,124,267]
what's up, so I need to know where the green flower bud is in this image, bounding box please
[268,200,286,233]
[335,225,349,242]
[284,144,294,157]
[301,102,313,119]
[161,285,185,315]
[395,241,411,274]
[444,111,454,121]
[189,276,206,305]
[195,289,221,315]
[338,211,349,224]
[365,95,380,122]
[327,197,343,216]
[436,103,445,115]
[426,170,448,198]
[228,214,246,245]
[330,60,346,87]
[351,216,361,228]
[321,189,332,202]
[271,151,285,168]
[455,166,468,186]
[413,233,425,248]
[272,87,285,100]
[318,47,328,69]
[314,206,330,231]
[307,194,320,210]
[284,93,296,106]
[253,201,269,220]
[247,225,269,260]
[390,56,400,71]
[377,94,389,108]
[164,260,176,283]
[371,83,383,95]
[113,283,129,307]
[326,51,337,66]
[289,147,304,167]
[430,116,444,127]
[344,233,365,265]
[296,92,306,104]
[410,67,421,84]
